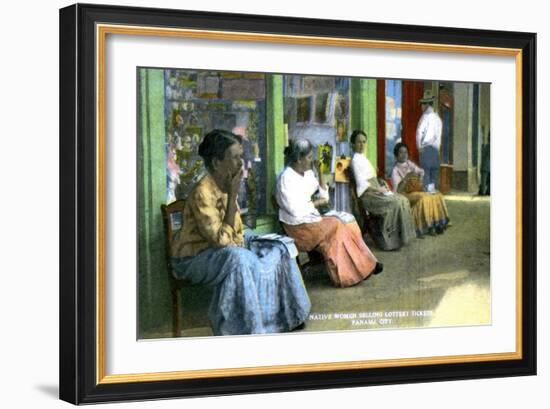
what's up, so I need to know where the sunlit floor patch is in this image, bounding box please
[444,193,491,202]
[428,282,491,327]
[418,270,470,283]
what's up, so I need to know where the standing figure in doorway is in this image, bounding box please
[416,90,443,190]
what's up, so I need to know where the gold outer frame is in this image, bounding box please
[95,23,523,385]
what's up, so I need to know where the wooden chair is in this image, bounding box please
[160,199,190,338]
[346,168,367,230]
[345,168,383,246]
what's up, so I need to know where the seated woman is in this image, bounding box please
[170,129,311,336]
[350,130,416,250]
[391,142,450,236]
[275,138,382,288]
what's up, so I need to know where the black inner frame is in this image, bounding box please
[59,3,536,404]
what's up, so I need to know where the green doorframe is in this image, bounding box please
[137,68,170,334]
[265,74,285,214]
[350,78,377,167]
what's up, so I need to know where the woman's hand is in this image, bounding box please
[228,169,243,198]
[366,186,386,194]
[313,197,329,208]
[223,168,243,230]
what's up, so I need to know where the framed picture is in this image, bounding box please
[59,3,536,405]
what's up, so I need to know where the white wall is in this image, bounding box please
[1,1,546,408]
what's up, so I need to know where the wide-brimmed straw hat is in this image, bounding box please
[419,89,435,103]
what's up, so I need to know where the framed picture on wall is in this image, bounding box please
[59,3,536,404]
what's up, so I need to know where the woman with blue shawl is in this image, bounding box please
[170,129,311,336]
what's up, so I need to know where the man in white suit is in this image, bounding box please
[416,90,443,190]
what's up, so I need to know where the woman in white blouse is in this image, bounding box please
[276,138,382,288]
[350,130,416,250]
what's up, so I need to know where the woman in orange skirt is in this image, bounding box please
[275,138,382,287]
[390,142,450,236]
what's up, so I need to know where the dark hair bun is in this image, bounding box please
[198,129,242,170]
[393,142,409,158]
[198,133,214,157]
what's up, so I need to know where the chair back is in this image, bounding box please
[161,199,186,261]
[160,199,187,337]
[345,167,368,231]
[345,168,358,200]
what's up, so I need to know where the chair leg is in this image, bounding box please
[172,286,182,337]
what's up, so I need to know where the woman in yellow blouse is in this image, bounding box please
[170,129,310,336]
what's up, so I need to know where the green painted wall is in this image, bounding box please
[265,74,285,214]
[137,68,170,335]
[350,78,377,167]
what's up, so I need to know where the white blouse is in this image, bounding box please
[416,106,442,150]
[350,152,377,197]
[391,160,425,192]
[276,167,329,225]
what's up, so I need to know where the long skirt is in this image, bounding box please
[171,238,311,336]
[282,217,378,288]
[360,190,416,250]
[405,191,450,235]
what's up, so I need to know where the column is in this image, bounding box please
[452,83,477,192]
[265,74,285,214]
[350,78,377,168]
[137,68,170,335]
[479,83,491,144]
